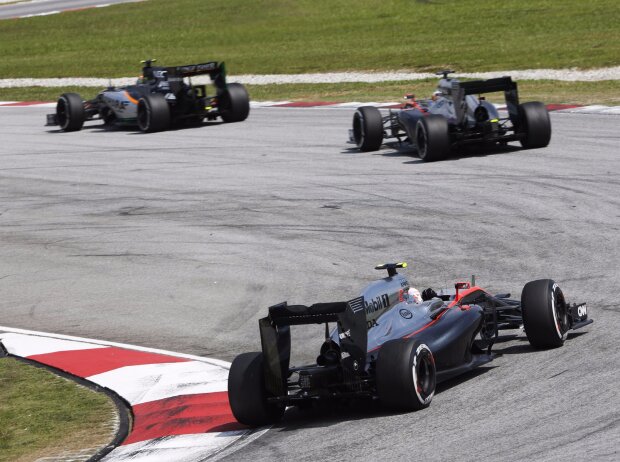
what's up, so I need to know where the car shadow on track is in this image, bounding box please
[339,146,426,164]
[486,331,588,356]
[45,120,225,134]
[443,144,524,162]
[340,142,524,165]
[270,367,495,431]
[126,121,226,135]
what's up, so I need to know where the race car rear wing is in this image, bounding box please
[459,77,520,123]
[259,297,367,397]
[142,61,228,92]
[166,61,225,78]
[459,76,518,96]
[166,61,227,90]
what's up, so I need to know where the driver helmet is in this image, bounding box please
[408,287,423,304]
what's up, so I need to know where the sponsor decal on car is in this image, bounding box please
[399,308,413,319]
[177,63,218,74]
[577,303,587,317]
[103,95,130,112]
[365,294,389,315]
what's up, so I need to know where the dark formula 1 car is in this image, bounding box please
[349,71,551,161]
[228,263,592,426]
[46,59,250,133]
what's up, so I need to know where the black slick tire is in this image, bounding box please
[219,83,250,123]
[415,114,450,162]
[228,352,285,426]
[376,339,436,411]
[352,106,383,152]
[56,93,85,132]
[137,93,170,133]
[521,279,569,349]
[518,102,551,149]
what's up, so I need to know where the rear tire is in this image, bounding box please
[137,93,170,133]
[56,93,85,132]
[376,339,436,411]
[521,279,569,349]
[415,114,450,161]
[518,102,551,149]
[228,352,285,426]
[219,83,250,123]
[352,106,383,152]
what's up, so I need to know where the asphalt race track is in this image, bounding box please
[1,106,619,461]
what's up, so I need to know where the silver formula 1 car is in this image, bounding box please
[228,263,592,426]
[46,59,250,133]
[349,71,551,161]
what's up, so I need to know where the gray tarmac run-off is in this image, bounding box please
[0,107,618,461]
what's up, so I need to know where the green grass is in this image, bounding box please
[0,357,118,462]
[2,80,619,105]
[0,0,618,78]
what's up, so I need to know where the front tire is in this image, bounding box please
[137,93,170,133]
[352,106,383,152]
[56,93,85,132]
[228,352,285,426]
[415,114,450,161]
[521,279,569,349]
[219,83,250,123]
[376,339,436,411]
[518,102,551,149]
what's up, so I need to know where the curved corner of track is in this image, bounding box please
[0,326,267,461]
